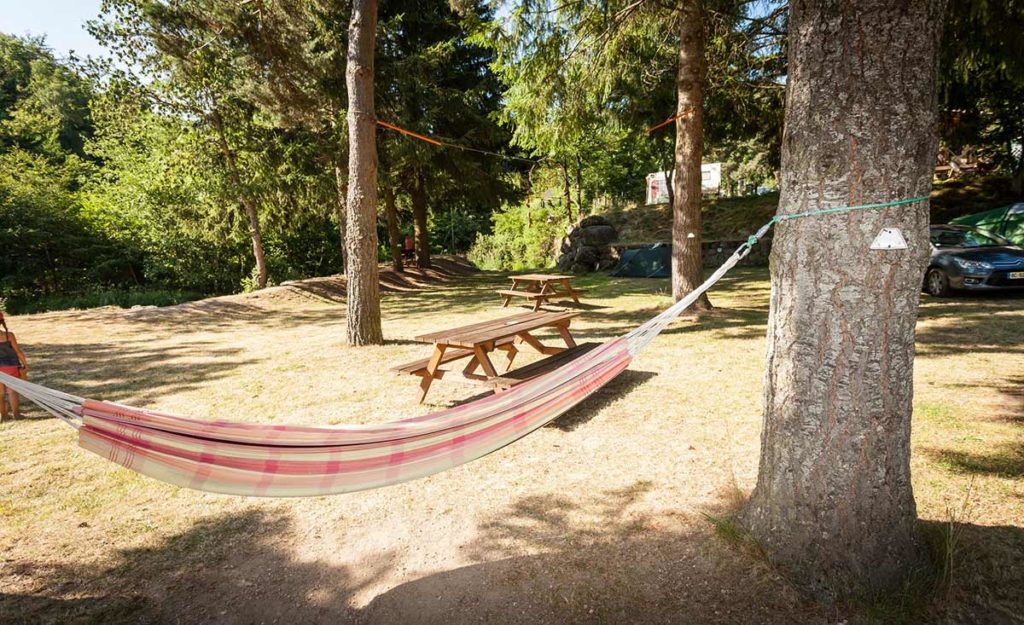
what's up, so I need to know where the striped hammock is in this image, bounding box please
[1,244,752,497]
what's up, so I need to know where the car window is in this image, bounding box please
[930,227,1008,248]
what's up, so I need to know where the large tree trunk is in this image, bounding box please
[411,173,431,269]
[344,0,383,346]
[671,0,709,309]
[383,184,403,272]
[739,0,947,600]
[210,110,268,290]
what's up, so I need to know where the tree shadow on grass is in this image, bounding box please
[920,520,1024,624]
[360,484,830,625]
[3,490,1020,624]
[18,338,259,408]
[1,508,392,625]
[564,305,769,343]
[359,490,1024,625]
[924,444,1024,479]
[916,291,1024,357]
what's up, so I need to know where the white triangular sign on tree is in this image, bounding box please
[870,228,908,250]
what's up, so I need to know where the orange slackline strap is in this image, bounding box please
[644,109,695,135]
[375,119,537,163]
[376,120,444,147]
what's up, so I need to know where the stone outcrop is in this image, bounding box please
[555,215,619,273]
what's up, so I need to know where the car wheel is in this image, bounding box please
[925,268,951,297]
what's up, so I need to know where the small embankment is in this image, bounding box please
[12,256,479,325]
[144,256,477,312]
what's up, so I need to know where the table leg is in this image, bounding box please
[472,345,500,378]
[560,278,580,304]
[495,342,518,372]
[462,354,481,375]
[418,344,447,403]
[517,331,563,355]
[556,324,577,348]
[504,278,523,307]
[534,282,553,311]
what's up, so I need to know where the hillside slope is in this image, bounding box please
[602,175,1021,244]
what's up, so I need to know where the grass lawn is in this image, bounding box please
[0,263,1021,624]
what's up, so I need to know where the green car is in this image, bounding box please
[950,203,1024,246]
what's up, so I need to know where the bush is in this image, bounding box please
[468,200,568,270]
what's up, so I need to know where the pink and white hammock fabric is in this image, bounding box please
[0,245,750,497]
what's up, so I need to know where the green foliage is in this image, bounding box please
[429,206,491,253]
[940,0,1024,185]
[478,0,786,212]
[468,199,566,270]
[377,0,521,242]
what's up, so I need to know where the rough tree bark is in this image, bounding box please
[411,172,431,268]
[383,184,403,272]
[671,0,709,309]
[739,0,947,600]
[210,110,268,290]
[333,158,347,272]
[344,0,384,345]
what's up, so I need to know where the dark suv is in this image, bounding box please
[925,225,1024,296]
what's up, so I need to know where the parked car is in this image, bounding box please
[925,225,1024,296]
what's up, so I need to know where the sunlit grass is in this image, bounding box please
[0,263,1020,622]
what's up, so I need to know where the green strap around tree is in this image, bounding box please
[744,195,931,248]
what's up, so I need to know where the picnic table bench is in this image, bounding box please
[391,310,595,402]
[498,273,584,311]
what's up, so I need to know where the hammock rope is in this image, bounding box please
[0,195,926,497]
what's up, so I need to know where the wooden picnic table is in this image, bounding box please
[392,310,594,402]
[497,273,584,311]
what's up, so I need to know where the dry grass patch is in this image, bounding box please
[0,264,1021,623]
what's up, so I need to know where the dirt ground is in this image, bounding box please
[1,258,1021,624]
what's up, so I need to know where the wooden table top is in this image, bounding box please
[510,273,573,282]
[414,311,579,348]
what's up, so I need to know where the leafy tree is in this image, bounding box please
[0,34,94,160]
[481,0,785,282]
[0,34,135,306]
[377,0,520,269]
[90,0,277,288]
[940,0,1024,191]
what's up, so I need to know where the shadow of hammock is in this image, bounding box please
[438,368,658,432]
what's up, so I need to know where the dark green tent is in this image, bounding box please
[950,202,1024,245]
[611,244,671,278]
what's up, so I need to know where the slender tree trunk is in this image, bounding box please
[560,161,574,223]
[334,158,347,273]
[739,0,947,600]
[672,0,709,309]
[411,173,431,268]
[210,110,268,290]
[383,184,403,272]
[344,0,383,345]
[575,155,584,216]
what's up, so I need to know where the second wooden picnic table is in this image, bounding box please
[497,273,583,311]
[393,310,594,402]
